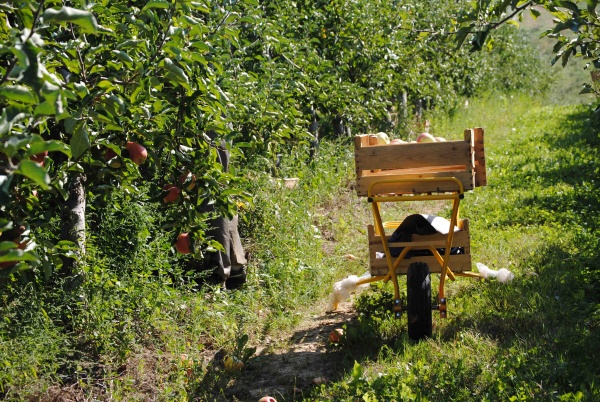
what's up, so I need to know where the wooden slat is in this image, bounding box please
[368,228,470,249]
[355,140,471,171]
[367,220,472,275]
[473,127,487,187]
[354,135,369,179]
[360,165,466,177]
[356,170,474,196]
[369,254,472,275]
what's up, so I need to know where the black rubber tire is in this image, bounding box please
[407,262,432,341]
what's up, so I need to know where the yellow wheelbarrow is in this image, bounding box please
[350,128,486,340]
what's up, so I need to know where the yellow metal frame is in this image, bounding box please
[355,177,480,318]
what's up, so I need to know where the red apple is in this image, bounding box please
[0,261,17,270]
[126,141,148,165]
[258,397,277,402]
[434,136,447,142]
[163,184,181,203]
[175,232,191,254]
[30,151,48,165]
[178,172,197,191]
[328,328,344,343]
[416,133,436,143]
[104,149,122,168]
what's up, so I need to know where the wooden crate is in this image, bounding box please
[368,219,472,276]
[354,128,486,197]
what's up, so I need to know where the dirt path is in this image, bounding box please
[222,300,359,401]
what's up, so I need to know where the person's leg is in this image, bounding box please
[226,215,247,288]
[207,216,232,286]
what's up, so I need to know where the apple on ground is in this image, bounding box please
[175,232,191,254]
[416,132,436,143]
[258,397,277,402]
[163,184,181,203]
[224,355,244,373]
[126,141,148,165]
[328,328,344,343]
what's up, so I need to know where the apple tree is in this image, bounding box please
[0,0,256,283]
[454,0,600,95]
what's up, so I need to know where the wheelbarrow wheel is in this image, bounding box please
[407,262,432,341]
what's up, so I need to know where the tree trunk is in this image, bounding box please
[60,172,86,285]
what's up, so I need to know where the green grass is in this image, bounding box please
[306,96,600,401]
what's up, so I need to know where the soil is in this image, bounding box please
[216,299,360,402]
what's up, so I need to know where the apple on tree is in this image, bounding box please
[178,172,197,191]
[104,148,122,168]
[126,141,148,165]
[175,232,191,254]
[163,184,181,203]
[30,151,48,166]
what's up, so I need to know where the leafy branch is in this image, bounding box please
[0,1,44,86]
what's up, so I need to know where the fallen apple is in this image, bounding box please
[126,141,148,165]
[163,184,181,203]
[328,328,344,343]
[416,133,436,143]
[175,232,191,254]
[224,355,244,373]
[258,397,277,402]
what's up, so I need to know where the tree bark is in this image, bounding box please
[60,172,86,284]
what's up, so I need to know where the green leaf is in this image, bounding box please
[42,7,99,33]
[143,0,170,10]
[0,241,17,252]
[454,26,472,50]
[530,8,541,19]
[29,140,71,158]
[0,85,37,104]
[15,160,50,189]
[70,123,90,159]
[0,249,38,263]
[164,58,189,85]
[351,361,364,381]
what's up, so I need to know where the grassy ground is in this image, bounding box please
[305,95,600,401]
[1,92,599,401]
